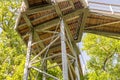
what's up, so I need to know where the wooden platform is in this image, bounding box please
[15,0,120,54]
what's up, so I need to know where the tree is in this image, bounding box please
[82,33,120,80]
[0,0,26,79]
[0,0,62,80]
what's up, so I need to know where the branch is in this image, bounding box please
[102,48,117,71]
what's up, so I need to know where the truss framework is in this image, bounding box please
[14,0,120,80]
[21,0,88,80]
[23,18,84,80]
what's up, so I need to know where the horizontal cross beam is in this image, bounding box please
[34,8,87,31]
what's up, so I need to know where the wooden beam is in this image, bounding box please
[72,43,84,79]
[74,13,84,41]
[32,35,58,46]
[25,5,53,15]
[14,12,22,30]
[23,0,29,9]
[24,0,72,15]
[23,30,33,80]
[31,53,61,64]
[23,14,45,49]
[52,2,62,16]
[32,67,59,80]
[18,5,74,29]
[31,35,60,62]
[85,20,120,29]
[77,54,84,79]
[18,5,85,29]
[69,64,77,79]
[84,29,120,37]
[69,0,75,9]
[60,19,69,80]
[75,8,89,42]
[64,21,84,79]
[64,22,74,41]
[84,30,120,40]
[68,60,74,80]
[34,8,86,31]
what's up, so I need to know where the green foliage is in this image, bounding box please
[0,0,62,80]
[0,0,26,79]
[82,33,120,79]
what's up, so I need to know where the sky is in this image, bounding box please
[0,28,1,33]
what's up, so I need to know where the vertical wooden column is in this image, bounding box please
[43,58,47,80]
[60,19,69,80]
[73,43,83,80]
[23,30,33,80]
[74,59,80,80]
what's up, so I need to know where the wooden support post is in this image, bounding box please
[23,14,45,49]
[68,60,74,80]
[60,19,69,80]
[64,20,83,79]
[43,59,47,80]
[74,60,80,80]
[23,0,29,9]
[23,31,33,80]
[76,8,89,42]
[72,44,84,80]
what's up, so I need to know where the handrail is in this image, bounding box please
[88,1,120,7]
[88,1,120,14]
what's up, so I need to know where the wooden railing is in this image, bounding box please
[88,1,120,14]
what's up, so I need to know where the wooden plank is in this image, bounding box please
[69,0,75,9]
[25,5,53,15]
[18,5,74,29]
[85,20,120,29]
[34,8,86,31]
[18,6,85,29]
[24,0,72,15]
